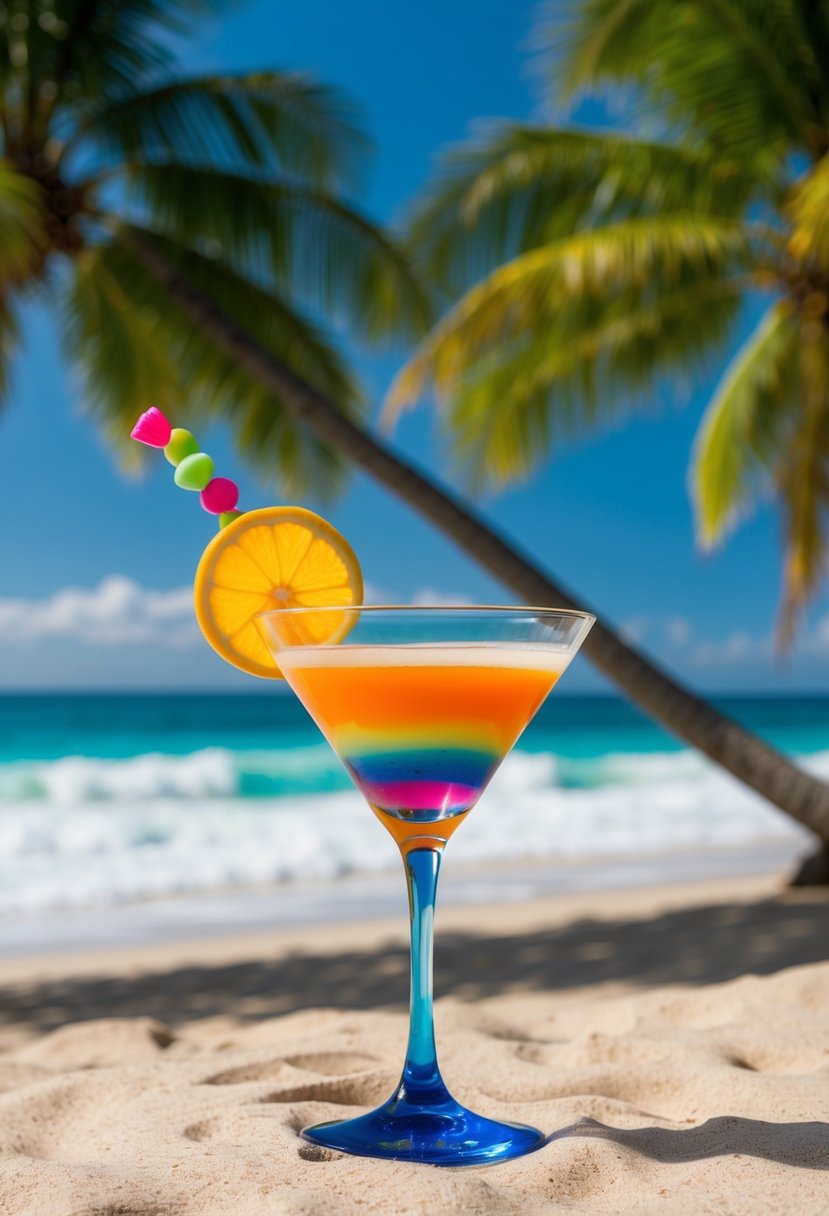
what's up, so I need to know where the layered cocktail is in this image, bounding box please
[260,607,594,1165]
[129,412,595,1166]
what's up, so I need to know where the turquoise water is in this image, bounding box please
[0,693,823,914]
[1,691,826,769]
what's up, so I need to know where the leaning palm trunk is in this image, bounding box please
[129,230,829,878]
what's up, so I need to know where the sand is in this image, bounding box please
[1,872,828,1214]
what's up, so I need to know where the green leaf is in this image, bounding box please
[408,123,752,296]
[123,162,432,342]
[0,292,21,408]
[64,72,368,189]
[787,154,829,269]
[441,275,744,488]
[10,0,237,125]
[388,214,751,419]
[0,160,47,284]
[691,304,801,544]
[78,225,362,497]
[792,0,829,104]
[692,301,829,643]
[61,244,184,467]
[777,325,829,641]
[544,0,824,160]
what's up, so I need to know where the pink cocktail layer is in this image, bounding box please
[342,743,499,819]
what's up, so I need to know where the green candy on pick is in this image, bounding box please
[164,428,199,467]
[174,452,214,491]
[219,510,243,529]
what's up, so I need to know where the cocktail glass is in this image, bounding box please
[258,605,594,1167]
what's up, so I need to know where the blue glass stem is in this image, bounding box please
[299,839,546,1163]
[400,846,449,1103]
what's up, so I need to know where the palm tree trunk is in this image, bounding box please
[127,228,829,861]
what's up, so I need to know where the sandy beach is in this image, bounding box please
[1,870,828,1214]
[4,0,829,1208]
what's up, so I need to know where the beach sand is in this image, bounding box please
[1,871,828,1214]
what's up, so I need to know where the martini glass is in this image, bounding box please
[259,605,594,1166]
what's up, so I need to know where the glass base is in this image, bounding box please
[301,1089,544,1166]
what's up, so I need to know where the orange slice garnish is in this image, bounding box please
[194,507,363,678]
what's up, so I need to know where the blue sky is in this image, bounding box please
[0,0,826,692]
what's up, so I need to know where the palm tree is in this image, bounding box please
[388,0,829,647]
[2,0,829,878]
[0,0,429,489]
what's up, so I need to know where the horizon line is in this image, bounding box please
[0,687,825,699]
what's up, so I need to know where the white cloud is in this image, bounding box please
[666,616,692,646]
[620,615,692,648]
[362,580,393,605]
[804,612,829,655]
[618,614,781,667]
[619,616,648,645]
[689,629,767,667]
[363,585,477,608]
[0,577,198,647]
[685,613,829,666]
[0,577,478,650]
[410,588,474,606]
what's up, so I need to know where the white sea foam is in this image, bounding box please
[0,744,814,915]
[0,746,341,803]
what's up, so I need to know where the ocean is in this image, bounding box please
[0,692,822,943]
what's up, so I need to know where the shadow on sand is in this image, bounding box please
[2,888,828,1036]
[549,1116,829,1171]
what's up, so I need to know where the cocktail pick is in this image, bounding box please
[130,407,241,530]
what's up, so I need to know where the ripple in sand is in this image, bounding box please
[283,1051,381,1075]
[261,1074,392,1107]
[202,1058,296,1086]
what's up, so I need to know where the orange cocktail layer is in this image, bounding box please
[279,645,566,822]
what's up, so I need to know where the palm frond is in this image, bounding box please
[63,72,368,189]
[792,0,829,107]
[777,325,829,641]
[19,0,234,124]
[691,303,800,544]
[787,154,829,268]
[387,215,751,418]
[544,0,823,160]
[440,275,744,488]
[121,162,431,342]
[81,225,361,496]
[0,161,47,284]
[61,244,184,465]
[0,293,21,407]
[407,123,752,296]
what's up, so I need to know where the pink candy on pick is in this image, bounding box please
[200,477,240,515]
[131,407,172,448]
[130,407,245,529]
